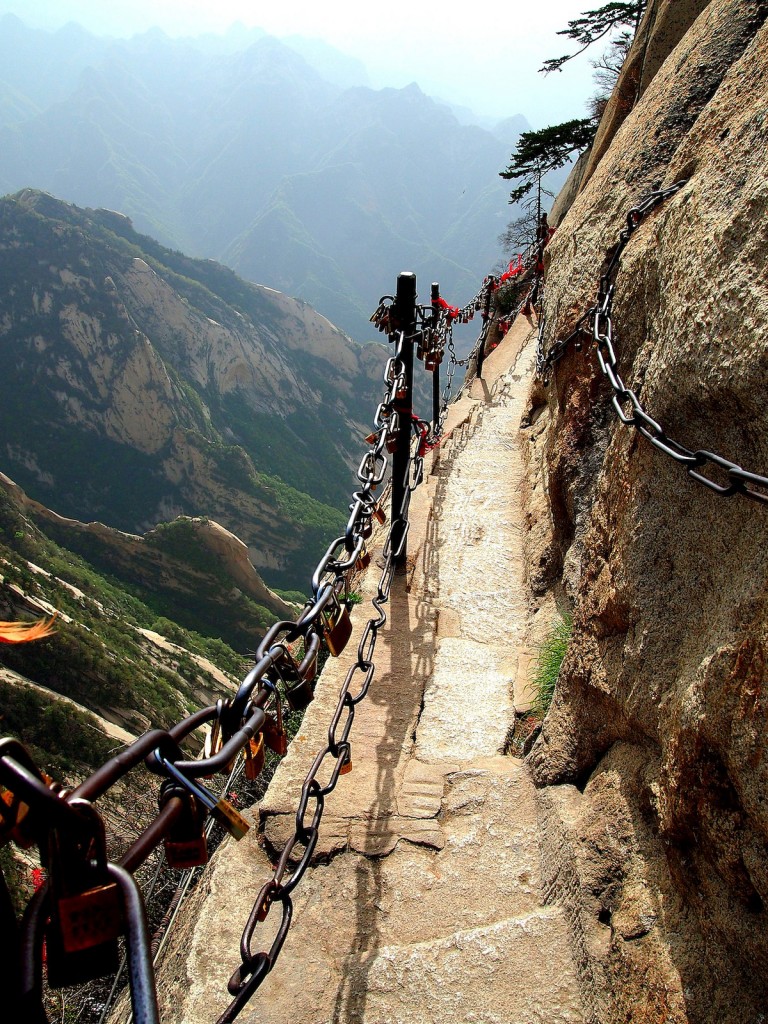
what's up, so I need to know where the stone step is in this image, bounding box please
[338,907,585,1024]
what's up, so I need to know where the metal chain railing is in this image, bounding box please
[535,180,768,505]
[0,312,427,1024]
[1,237,549,1024]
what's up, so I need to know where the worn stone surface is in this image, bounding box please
[150,320,590,1024]
[525,2,768,1022]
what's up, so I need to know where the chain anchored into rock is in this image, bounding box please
[535,180,768,506]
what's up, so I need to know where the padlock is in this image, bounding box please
[56,883,123,955]
[0,740,53,849]
[425,357,437,372]
[262,697,288,756]
[244,733,266,781]
[46,803,123,987]
[372,502,387,525]
[364,430,379,445]
[162,782,209,870]
[165,835,208,870]
[322,591,353,658]
[356,543,371,572]
[157,754,250,842]
[339,749,353,776]
[285,677,315,712]
[359,516,373,539]
[202,717,223,777]
[386,432,398,453]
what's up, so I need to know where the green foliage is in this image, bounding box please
[149,617,247,678]
[0,678,116,774]
[500,120,596,205]
[531,615,573,719]
[272,588,308,606]
[540,2,646,74]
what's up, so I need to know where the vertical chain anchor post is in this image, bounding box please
[475,276,494,381]
[431,282,441,431]
[391,271,416,568]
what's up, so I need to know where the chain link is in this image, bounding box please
[0,318,429,1023]
[535,179,768,504]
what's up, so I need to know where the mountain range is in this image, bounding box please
[0,14,527,339]
[0,188,387,590]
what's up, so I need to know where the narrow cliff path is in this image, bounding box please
[159,317,586,1024]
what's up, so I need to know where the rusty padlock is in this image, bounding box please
[372,502,387,525]
[262,695,288,756]
[244,732,266,781]
[46,802,122,987]
[322,589,352,658]
[161,781,208,870]
[356,542,371,572]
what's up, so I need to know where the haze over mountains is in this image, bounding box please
[0,14,528,340]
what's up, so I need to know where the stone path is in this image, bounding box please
[157,318,586,1024]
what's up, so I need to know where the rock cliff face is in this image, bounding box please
[524,2,768,1020]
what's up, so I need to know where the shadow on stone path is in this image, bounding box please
[155,315,587,1024]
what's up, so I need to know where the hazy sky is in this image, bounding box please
[1,1,600,125]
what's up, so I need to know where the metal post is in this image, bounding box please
[391,271,416,568]
[431,282,441,431]
[475,276,494,381]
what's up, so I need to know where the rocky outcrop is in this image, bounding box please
[0,472,292,646]
[524,2,768,1021]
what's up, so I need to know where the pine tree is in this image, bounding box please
[540,1,646,74]
[500,119,595,206]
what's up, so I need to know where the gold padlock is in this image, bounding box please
[322,592,353,657]
[202,719,224,777]
[210,797,250,841]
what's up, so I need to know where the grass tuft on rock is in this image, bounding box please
[531,614,572,719]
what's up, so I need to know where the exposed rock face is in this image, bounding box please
[524,2,768,1021]
[0,190,386,586]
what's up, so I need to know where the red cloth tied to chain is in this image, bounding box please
[435,296,461,321]
[499,254,524,285]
